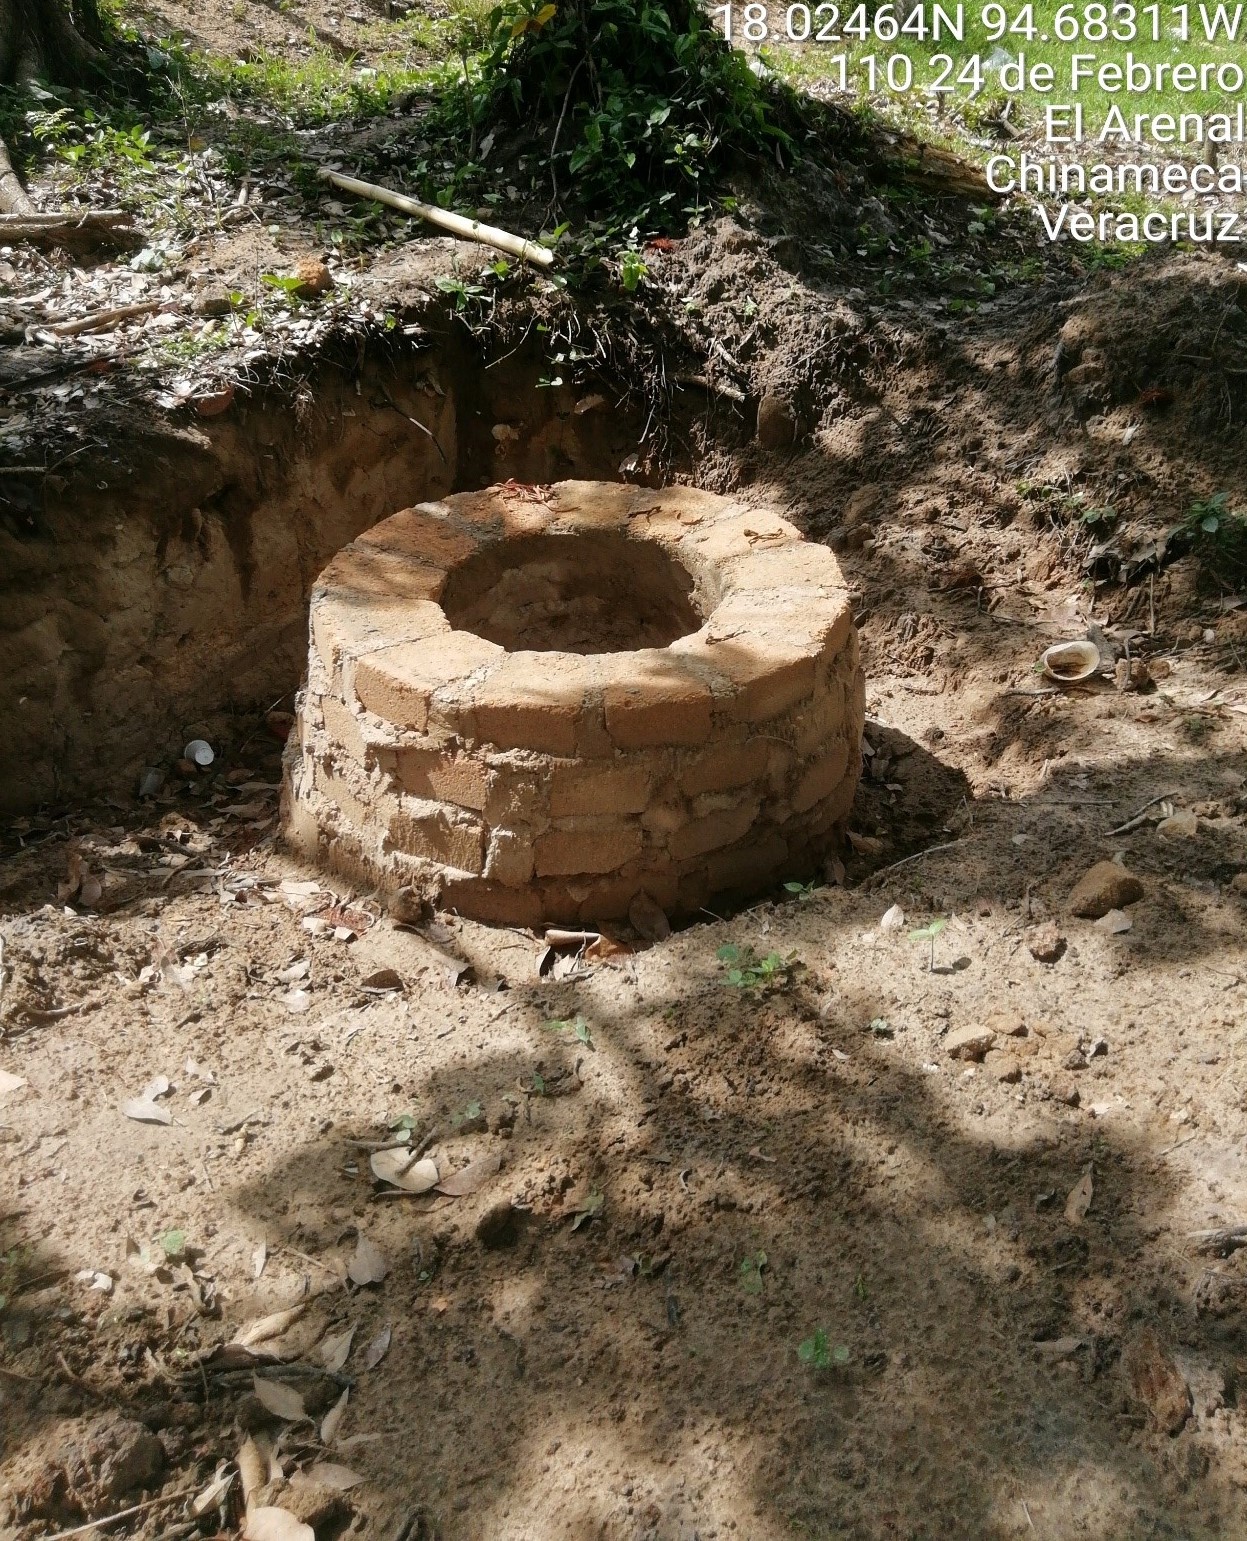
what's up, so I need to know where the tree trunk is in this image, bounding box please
[0,0,102,212]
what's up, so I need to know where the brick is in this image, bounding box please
[311,532,451,674]
[389,800,486,873]
[355,505,480,571]
[319,692,371,766]
[534,820,644,877]
[603,661,713,749]
[802,769,858,832]
[547,479,635,529]
[353,632,503,731]
[678,512,801,570]
[792,740,851,814]
[485,828,535,887]
[395,747,491,812]
[483,767,552,826]
[641,801,687,837]
[705,832,788,894]
[438,875,543,928]
[469,654,595,756]
[722,541,846,593]
[679,738,769,797]
[672,627,824,724]
[562,869,680,924]
[550,761,651,817]
[668,798,759,862]
[790,686,843,759]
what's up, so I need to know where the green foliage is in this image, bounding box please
[716,944,798,992]
[739,1252,767,1294]
[798,1328,850,1370]
[783,879,818,902]
[544,1014,594,1049]
[908,917,947,972]
[450,1098,483,1128]
[1182,493,1247,574]
[438,0,793,237]
[618,248,648,292]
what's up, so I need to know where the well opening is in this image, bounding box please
[440,530,703,655]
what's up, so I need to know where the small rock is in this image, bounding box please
[475,1201,519,1250]
[946,1026,995,1062]
[985,1009,1027,1037]
[1231,872,1247,895]
[1114,657,1150,692]
[628,891,671,943]
[74,1414,165,1500]
[291,257,334,298]
[1053,1084,1081,1108]
[756,393,798,449]
[1026,922,1066,963]
[1088,1037,1108,1058]
[193,282,234,317]
[1157,809,1198,840]
[1094,908,1132,934]
[1123,1327,1191,1435]
[984,1050,1022,1084]
[1068,860,1144,919]
[1063,1047,1089,1071]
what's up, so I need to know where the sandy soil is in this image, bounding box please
[2,529,1246,1539]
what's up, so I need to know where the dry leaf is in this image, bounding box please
[347,1235,389,1287]
[234,1303,307,1348]
[370,1149,439,1193]
[252,1241,267,1280]
[879,904,906,934]
[319,1324,355,1372]
[1064,1166,1094,1225]
[1123,1327,1192,1434]
[252,1375,307,1422]
[359,968,403,993]
[302,1462,364,1490]
[243,1507,314,1541]
[847,831,884,856]
[320,1386,349,1445]
[192,1469,234,1517]
[1094,909,1133,934]
[121,1098,172,1125]
[363,1325,391,1369]
[435,1152,501,1198]
[0,1070,29,1098]
[238,1434,270,1507]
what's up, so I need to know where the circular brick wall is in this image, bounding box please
[282,481,864,927]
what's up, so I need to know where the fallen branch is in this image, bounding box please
[46,300,165,337]
[0,142,34,217]
[0,209,139,251]
[1188,1224,1247,1256]
[1104,791,1181,837]
[40,1486,196,1541]
[318,169,555,270]
[861,839,963,886]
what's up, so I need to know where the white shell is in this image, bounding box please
[1041,640,1101,684]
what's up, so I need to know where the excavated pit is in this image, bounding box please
[0,337,646,815]
[283,481,865,926]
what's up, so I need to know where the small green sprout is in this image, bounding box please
[798,1328,851,1370]
[739,1252,767,1295]
[716,944,798,991]
[908,917,947,972]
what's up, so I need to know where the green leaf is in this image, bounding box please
[160,1229,186,1259]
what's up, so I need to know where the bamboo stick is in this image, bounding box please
[318,169,555,269]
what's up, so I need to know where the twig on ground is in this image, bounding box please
[318,169,555,269]
[861,840,963,885]
[1104,791,1181,837]
[40,1487,196,1541]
